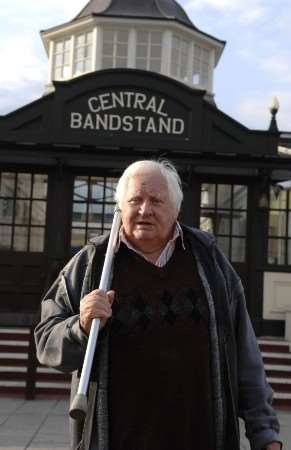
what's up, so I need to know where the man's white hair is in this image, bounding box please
[115,159,183,213]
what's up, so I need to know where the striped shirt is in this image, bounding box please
[118,222,185,267]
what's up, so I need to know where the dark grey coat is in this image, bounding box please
[34,226,281,450]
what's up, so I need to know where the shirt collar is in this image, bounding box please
[116,221,185,254]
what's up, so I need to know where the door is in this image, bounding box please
[0,172,49,324]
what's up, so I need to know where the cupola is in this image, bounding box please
[41,0,225,97]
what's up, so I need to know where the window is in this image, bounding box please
[192,44,210,87]
[102,29,129,69]
[267,189,291,265]
[53,38,71,80]
[71,176,118,250]
[171,35,190,82]
[200,183,248,262]
[73,31,93,76]
[136,30,162,72]
[0,173,48,252]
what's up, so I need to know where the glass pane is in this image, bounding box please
[33,175,47,199]
[104,204,115,228]
[0,199,14,224]
[0,173,15,196]
[0,226,12,249]
[103,43,114,55]
[64,39,71,51]
[116,57,126,68]
[17,173,31,198]
[288,240,291,265]
[233,185,247,210]
[117,44,127,57]
[136,58,147,70]
[150,60,161,72]
[30,227,45,252]
[217,184,231,208]
[15,200,30,225]
[270,190,287,209]
[288,212,291,237]
[71,228,86,249]
[72,203,87,226]
[85,59,92,72]
[200,210,214,233]
[217,213,230,234]
[13,227,29,251]
[137,31,148,44]
[150,46,161,58]
[217,236,230,258]
[102,57,114,69]
[87,32,93,44]
[268,211,287,237]
[31,201,46,226]
[201,184,215,208]
[231,238,245,262]
[232,211,247,236]
[55,41,64,53]
[91,178,104,201]
[88,203,103,226]
[74,177,88,201]
[55,53,63,67]
[103,29,114,42]
[136,44,147,58]
[117,30,128,43]
[268,238,285,265]
[76,34,85,46]
[54,67,62,80]
[104,178,117,202]
[151,32,162,44]
[87,229,101,241]
[76,47,85,60]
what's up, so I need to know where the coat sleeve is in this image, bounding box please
[233,279,281,450]
[34,245,96,373]
[215,247,282,450]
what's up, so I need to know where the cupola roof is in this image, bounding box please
[76,0,197,30]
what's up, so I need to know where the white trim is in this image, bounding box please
[69,35,75,79]
[47,40,54,85]
[95,26,103,71]
[161,30,172,76]
[128,28,136,68]
[92,26,98,71]
[0,328,30,334]
[264,364,291,371]
[0,367,27,372]
[267,377,291,383]
[0,353,28,359]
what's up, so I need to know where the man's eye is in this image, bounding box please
[128,198,139,205]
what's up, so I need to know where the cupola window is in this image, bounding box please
[73,31,93,76]
[53,38,71,80]
[193,44,210,87]
[171,35,190,82]
[102,28,129,69]
[136,31,162,72]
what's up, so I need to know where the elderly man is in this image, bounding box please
[35,160,282,450]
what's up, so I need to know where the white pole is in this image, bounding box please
[70,209,121,419]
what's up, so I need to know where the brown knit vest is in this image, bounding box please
[108,239,215,450]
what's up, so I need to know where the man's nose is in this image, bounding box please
[139,201,152,215]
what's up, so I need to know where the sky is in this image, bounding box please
[0,0,290,131]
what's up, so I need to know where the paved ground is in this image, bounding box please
[0,397,289,449]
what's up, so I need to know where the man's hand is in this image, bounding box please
[263,442,282,450]
[79,289,115,335]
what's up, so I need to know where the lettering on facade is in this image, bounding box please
[69,91,186,135]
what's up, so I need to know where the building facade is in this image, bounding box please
[0,0,291,338]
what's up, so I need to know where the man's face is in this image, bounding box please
[121,170,178,252]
